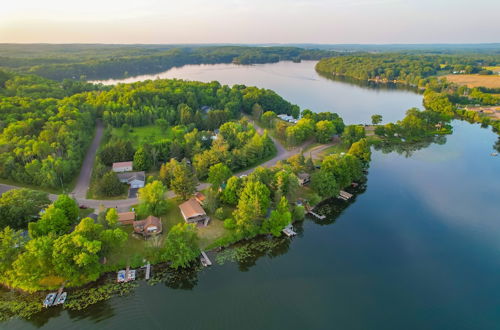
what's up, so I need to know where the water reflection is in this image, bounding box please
[149,264,200,290]
[372,135,447,158]
[313,183,368,225]
[316,71,421,94]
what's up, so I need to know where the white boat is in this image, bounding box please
[117,270,126,282]
[491,152,498,156]
[54,292,67,305]
[43,293,57,307]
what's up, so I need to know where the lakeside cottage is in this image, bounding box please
[112,161,133,172]
[117,171,145,189]
[118,211,136,225]
[133,215,162,237]
[179,198,210,226]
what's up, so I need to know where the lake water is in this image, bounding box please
[93,61,422,124]
[6,63,500,330]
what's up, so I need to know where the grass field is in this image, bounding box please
[111,124,180,147]
[444,74,500,89]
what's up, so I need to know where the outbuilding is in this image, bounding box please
[179,198,210,226]
[118,211,136,225]
[112,161,133,172]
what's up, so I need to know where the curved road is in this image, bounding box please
[0,120,319,212]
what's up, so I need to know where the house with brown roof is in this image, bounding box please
[179,198,210,226]
[112,161,133,173]
[118,211,135,225]
[133,215,163,237]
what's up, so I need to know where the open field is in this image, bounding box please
[110,124,178,147]
[444,74,500,89]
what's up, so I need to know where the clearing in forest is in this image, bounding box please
[444,74,500,89]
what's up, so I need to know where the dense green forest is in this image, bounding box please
[0,69,299,190]
[0,44,338,81]
[315,53,500,86]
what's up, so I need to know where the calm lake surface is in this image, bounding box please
[6,63,500,330]
[93,61,422,124]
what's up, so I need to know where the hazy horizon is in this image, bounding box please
[1,0,499,44]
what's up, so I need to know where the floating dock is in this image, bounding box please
[305,205,326,220]
[338,190,353,201]
[200,251,212,267]
[282,225,297,237]
[307,210,326,220]
[145,262,151,280]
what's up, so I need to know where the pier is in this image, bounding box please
[305,205,326,220]
[338,190,353,201]
[201,251,212,267]
[145,262,151,280]
[282,224,297,237]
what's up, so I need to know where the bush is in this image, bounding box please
[215,207,225,219]
[96,172,126,197]
[292,205,305,221]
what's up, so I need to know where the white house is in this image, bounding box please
[117,171,145,189]
[112,161,133,173]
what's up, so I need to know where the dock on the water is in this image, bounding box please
[145,262,151,280]
[338,190,353,201]
[282,224,297,237]
[307,210,326,220]
[200,251,212,267]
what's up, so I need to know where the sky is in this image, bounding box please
[0,0,499,44]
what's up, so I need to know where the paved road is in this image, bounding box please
[72,120,104,199]
[0,120,317,212]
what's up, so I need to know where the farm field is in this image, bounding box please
[444,74,500,88]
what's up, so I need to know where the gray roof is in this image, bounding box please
[117,171,145,183]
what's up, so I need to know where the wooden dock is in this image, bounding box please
[200,251,212,267]
[145,262,151,280]
[305,205,326,220]
[338,190,353,201]
[282,225,297,237]
[308,211,326,220]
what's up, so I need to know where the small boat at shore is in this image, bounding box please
[491,152,498,157]
[43,293,57,307]
[54,292,67,305]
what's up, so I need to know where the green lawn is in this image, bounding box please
[316,144,349,158]
[106,198,230,267]
[111,125,176,147]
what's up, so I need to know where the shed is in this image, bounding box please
[118,211,136,225]
[194,192,206,205]
[112,161,133,173]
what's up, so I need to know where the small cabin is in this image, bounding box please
[179,198,210,226]
[112,161,133,173]
[118,211,135,225]
[194,192,206,205]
